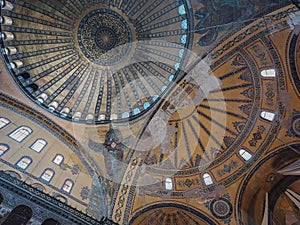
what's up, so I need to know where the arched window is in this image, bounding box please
[54,194,68,203]
[261,69,276,77]
[260,111,275,122]
[61,179,74,193]
[31,183,46,192]
[0,143,9,156]
[30,139,47,153]
[203,173,214,186]
[2,205,33,225]
[40,169,55,182]
[9,126,32,142]
[37,93,48,103]
[42,218,61,225]
[0,117,10,129]
[165,177,173,190]
[52,154,64,165]
[16,156,32,170]
[5,170,22,179]
[238,149,253,161]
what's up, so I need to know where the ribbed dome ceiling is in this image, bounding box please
[0,0,193,123]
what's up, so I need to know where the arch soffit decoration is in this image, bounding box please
[129,202,218,225]
[236,144,300,225]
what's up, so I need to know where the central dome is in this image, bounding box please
[77,8,132,66]
[0,0,194,123]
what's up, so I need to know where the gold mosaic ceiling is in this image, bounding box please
[1,0,300,225]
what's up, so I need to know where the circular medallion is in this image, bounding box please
[292,117,300,136]
[0,1,193,123]
[210,198,233,219]
[77,9,132,66]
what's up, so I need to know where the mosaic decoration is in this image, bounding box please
[195,0,290,46]
[80,186,90,201]
[78,9,132,66]
[117,7,289,223]
[216,160,239,177]
[71,165,80,175]
[289,34,300,95]
[129,203,217,225]
[195,0,252,46]
[143,52,259,173]
[248,126,266,147]
[0,0,193,123]
[265,82,276,106]
[209,197,233,220]
[286,110,300,137]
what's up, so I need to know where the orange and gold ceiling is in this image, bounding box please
[0,0,300,225]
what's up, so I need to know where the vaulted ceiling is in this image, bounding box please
[0,0,300,225]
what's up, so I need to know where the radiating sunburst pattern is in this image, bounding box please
[143,54,260,173]
[0,0,193,123]
[129,204,216,225]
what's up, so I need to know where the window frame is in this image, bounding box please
[8,126,32,142]
[30,139,47,153]
[203,172,214,186]
[52,154,64,165]
[40,168,55,183]
[238,148,253,162]
[0,117,10,129]
[260,68,276,78]
[16,156,32,170]
[165,177,173,190]
[260,110,275,122]
[61,179,74,194]
[0,143,9,156]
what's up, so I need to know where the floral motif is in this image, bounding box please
[80,186,90,200]
[71,165,80,175]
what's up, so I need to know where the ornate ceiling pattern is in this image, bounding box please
[129,203,218,225]
[238,145,300,225]
[0,0,193,123]
[109,4,300,225]
[0,0,300,225]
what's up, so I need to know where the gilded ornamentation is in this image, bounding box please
[78,9,132,66]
